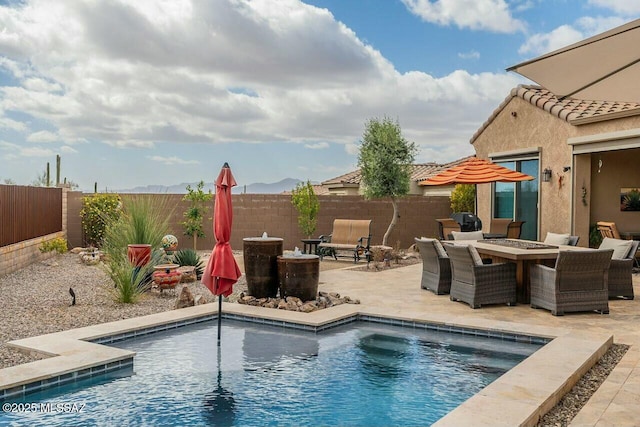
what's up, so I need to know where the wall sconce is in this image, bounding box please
[542,168,553,182]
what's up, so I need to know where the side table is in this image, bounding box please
[300,238,323,255]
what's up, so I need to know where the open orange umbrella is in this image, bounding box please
[419,157,533,186]
[202,162,242,345]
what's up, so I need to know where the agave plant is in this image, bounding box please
[173,249,204,279]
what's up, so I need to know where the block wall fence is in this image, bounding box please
[66,193,452,252]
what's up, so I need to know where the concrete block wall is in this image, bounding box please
[0,231,64,277]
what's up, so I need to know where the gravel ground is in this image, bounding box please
[0,252,629,425]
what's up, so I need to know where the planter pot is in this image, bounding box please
[243,237,283,298]
[153,263,182,290]
[128,244,152,267]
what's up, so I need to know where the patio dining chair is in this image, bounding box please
[530,249,613,315]
[414,238,451,295]
[597,221,622,239]
[435,218,460,240]
[505,221,525,239]
[443,243,517,309]
[599,238,638,300]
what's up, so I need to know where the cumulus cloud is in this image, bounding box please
[60,145,77,153]
[148,155,200,165]
[0,0,520,166]
[518,16,627,57]
[402,0,525,33]
[588,0,640,15]
[0,141,55,158]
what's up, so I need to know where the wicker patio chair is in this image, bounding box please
[567,236,580,246]
[602,239,638,300]
[443,243,517,308]
[414,238,451,295]
[435,218,460,240]
[530,249,613,315]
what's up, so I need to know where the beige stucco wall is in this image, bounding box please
[472,97,575,240]
[473,94,640,243]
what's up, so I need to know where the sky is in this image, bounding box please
[0,0,638,192]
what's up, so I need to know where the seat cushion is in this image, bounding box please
[450,242,484,266]
[451,230,484,241]
[599,237,633,259]
[544,232,570,245]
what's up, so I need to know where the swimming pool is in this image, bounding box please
[1,319,543,426]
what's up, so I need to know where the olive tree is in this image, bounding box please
[181,181,212,251]
[358,117,417,246]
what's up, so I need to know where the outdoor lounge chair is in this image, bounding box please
[530,249,613,315]
[443,243,517,308]
[414,238,451,295]
[597,221,622,239]
[599,238,638,300]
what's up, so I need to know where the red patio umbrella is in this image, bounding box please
[202,162,242,344]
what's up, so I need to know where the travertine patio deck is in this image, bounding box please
[2,261,638,426]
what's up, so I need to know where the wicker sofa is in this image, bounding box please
[443,243,517,308]
[530,249,613,316]
[414,238,451,295]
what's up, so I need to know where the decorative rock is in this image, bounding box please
[70,247,85,254]
[175,287,195,309]
[300,302,317,313]
[235,291,359,312]
[194,294,207,305]
[177,266,196,283]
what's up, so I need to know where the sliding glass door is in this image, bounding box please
[493,159,539,240]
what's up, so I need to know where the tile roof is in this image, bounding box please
[321,155,474,186]
[470,84,640,144]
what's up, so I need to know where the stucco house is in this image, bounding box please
[321,156,473,196]
[472,84,640,245]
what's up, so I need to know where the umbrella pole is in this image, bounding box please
[217,294,222,345]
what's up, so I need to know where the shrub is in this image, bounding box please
[39,237,68,254]
[80,194,122,247]
[181,181,212,251]
[450,184,475,213]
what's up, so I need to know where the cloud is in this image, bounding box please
[27,130,59,143]
[458,50,480,60]
[518,16,627,57]
[0,0,521,167]
[588,0,640,15]
[402,0,525,33]
[60,145,77,153]
[148,155,200,165]
[0,141,52,157]
[304,142,329,149]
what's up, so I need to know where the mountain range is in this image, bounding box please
[117,178,304,194]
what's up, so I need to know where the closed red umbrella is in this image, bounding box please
[202,162,242,344]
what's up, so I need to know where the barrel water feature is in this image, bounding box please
[243,237,283,298]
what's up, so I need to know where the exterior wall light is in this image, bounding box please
[542,168,553,182]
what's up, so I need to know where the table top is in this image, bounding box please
[300,238,323,243]
[463,239,590,261]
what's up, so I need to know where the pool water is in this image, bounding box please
[1,320,542,426]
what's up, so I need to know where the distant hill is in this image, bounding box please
[118,178,304,194]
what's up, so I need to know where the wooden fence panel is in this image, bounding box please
[0,185,63,247]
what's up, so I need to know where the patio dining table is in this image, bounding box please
[465,239,591,304]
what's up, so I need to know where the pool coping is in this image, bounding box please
[1,302,612,427]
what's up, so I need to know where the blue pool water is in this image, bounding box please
[1,320,542,426]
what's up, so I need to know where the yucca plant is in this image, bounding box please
[105,255,154,303]
[173,248,204,279]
